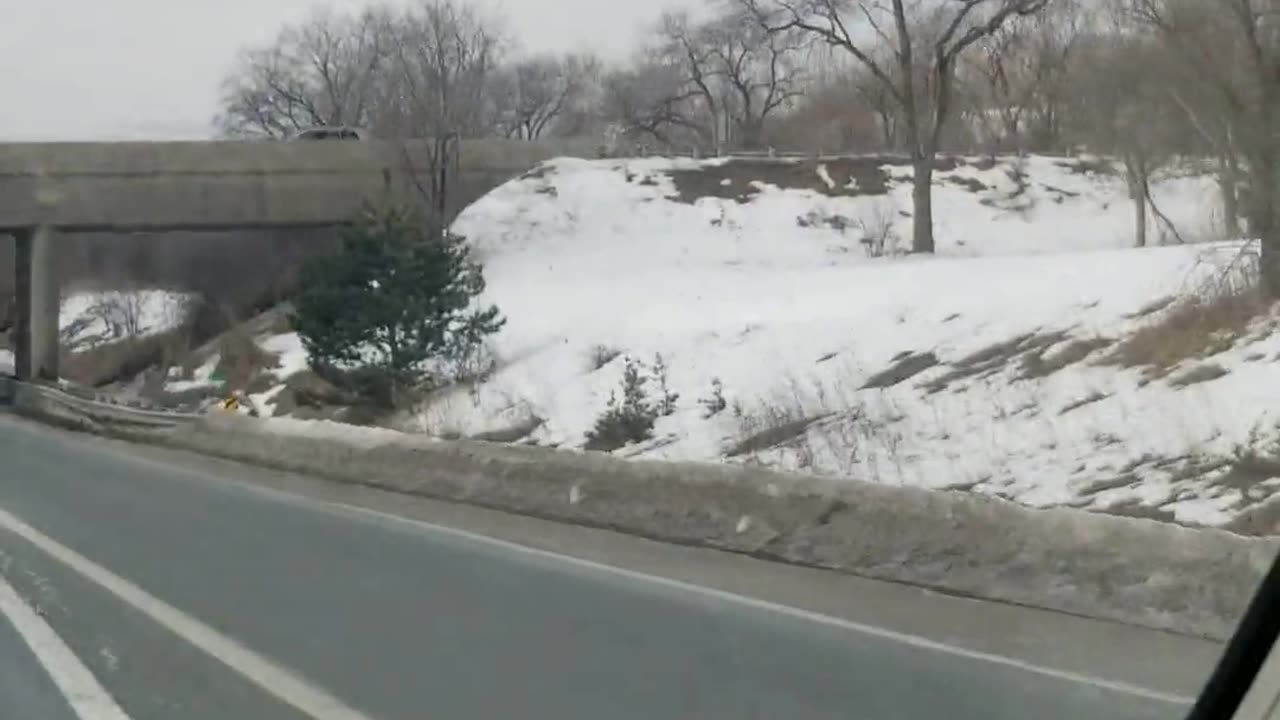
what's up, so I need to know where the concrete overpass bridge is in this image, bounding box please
[0,137,598,381]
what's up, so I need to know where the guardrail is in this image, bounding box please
[1,377,201,430]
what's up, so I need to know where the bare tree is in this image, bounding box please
[738,0,1050,253]
[703,11,810,149]
[217,7,392,138]
[601,59,714,151]
[1167,76,1244,235]
[658,10,729,152]
[602,7,808,154]
[960,0,1081,153]
[848,47,905,149]
[378,0,507,139]
[549,68,611,140]
[1131,0,1250,238]
[492,54,600,139]
[768,70,885,151]
[1131,0,1280,290]
[1064,27,1183,247]
[1167,82,1244,235]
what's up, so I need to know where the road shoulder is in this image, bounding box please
[0,411,1227,697]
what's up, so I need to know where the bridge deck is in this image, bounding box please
[0,138,597,231]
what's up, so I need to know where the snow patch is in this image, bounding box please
[437,155,1251,526]
[60,290,194,350]
[258,416,413,449]
[815,163,835,190]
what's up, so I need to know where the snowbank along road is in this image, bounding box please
[0,411,1224,719]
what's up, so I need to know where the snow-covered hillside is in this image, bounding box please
[168,154,1280,528]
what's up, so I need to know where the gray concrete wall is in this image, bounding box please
[11,228,59,381]
[0,138,599,231]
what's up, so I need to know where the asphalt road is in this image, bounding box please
[0,412,1226,720]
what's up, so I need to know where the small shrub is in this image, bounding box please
[214,327,278,391]
[584,356,658,452]
[1109,282,1269,372]
[856,200,898,258]
[438,341,499,406]
[588,344,622,371]
[699,378,727,418]
[651,353,679,416]
[797,211,852,232]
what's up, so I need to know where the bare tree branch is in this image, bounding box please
[492,54,600,139]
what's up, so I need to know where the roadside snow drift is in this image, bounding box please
[183,154,1280,529]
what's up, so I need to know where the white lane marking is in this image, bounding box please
[0,570,131,720]
[0,507,373,720]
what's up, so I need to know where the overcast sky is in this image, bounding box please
[0,0,687,141]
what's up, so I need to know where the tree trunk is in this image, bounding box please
[1145,181,1188,246]
[737,119,764,151]
[911,158,936,254]
[1133,190,1147,248]
[1125,155,1148,248]
[1220,153,1241,237]
[879,111,895,150]
[1250,154,1280,296]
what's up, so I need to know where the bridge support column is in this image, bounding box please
[14,227,59,381]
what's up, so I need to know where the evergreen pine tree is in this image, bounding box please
[293,202,504,405]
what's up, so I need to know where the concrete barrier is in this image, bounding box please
[51,408,1269,641]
